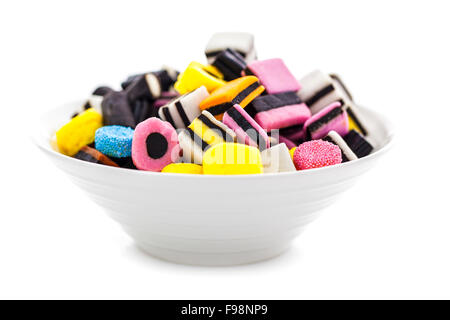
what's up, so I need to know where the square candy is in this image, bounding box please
[298,70,352,115]
[245,58,301,94]
[205,32,256,63]
[158,86,209,129]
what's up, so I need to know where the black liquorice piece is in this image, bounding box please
[212,48,247,81]
[343,130,373,158]
[122,69,179,91]
[125,74,162,103]
[101,91,136,128]
[92,86,114,96]
[74,146,119,167]
[145,132,169,159]
[132,98,153,124]
[109,156,137,169]
[250,92,302,112]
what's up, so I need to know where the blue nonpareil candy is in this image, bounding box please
[95,125,134,158]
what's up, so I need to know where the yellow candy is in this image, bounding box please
[174,61,226,94]
[56,109,103,156]
[161,163,203,174]
[289,147,297,160]
[347,115,363,135]
[203,143,263,175]
[188,111,236,147]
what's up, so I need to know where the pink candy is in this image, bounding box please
[302,101,349,140]
[244,58,301,94]
[293,140,342,170]
[131,118,180,171]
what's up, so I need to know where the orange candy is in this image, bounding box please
[199,76,264,120]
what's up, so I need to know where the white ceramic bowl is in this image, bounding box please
[33,101,394,266]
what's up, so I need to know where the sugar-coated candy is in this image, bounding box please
[158,86,209,129]
[297,70,352,115]
[178,110,236,164]
[95,125,134,158]
[212,48,247,81]
[56,109,103,156]
[200,76,264,120]
[244,58,300,94]
[203,143,263,175]
[131,118,180,171]
[302,101,349,140]
[260,143,296,173]
[161,163,203,174]
[343,130,373,158]
[323,130,357,162]
[205,32,256,63]
[73,146,119,167]
[223,104,270,151]
[250,92,311,131]
[101,91,136,128]
[293,140,342,170]
[174,62,226,95]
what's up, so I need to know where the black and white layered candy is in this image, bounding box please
[121,66,179,90]
[323,130,357,162]
[158,86,209,129]
[178,110,236,164]
[298,70,354,115]
[125,67,179,103]
[343,130,374,158]
[72,86,114,118]
[298,70,371,136]
[212,48,247,81]
[205,32,257,64]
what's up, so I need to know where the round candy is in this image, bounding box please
[293,140,342,170]
[203,142,263,175]
[131,118,180,171]
[161,163,203,174]
[95,125,134,158]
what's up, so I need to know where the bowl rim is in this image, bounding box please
[32,101,395,179]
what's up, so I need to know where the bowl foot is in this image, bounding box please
[135,242,291,266]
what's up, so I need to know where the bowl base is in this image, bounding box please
[135,242,291,266]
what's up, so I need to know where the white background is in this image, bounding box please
[1,0,449,299]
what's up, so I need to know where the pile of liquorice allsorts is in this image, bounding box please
[55,32,374,175]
